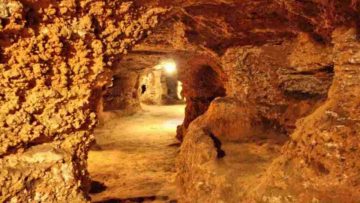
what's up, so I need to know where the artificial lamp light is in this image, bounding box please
[163,61,177,74]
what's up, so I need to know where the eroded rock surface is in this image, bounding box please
[0,0,165,201]
[251,27,360,203]
[176,16,360,203]
[223,33,334,134]
[1,0,360,202]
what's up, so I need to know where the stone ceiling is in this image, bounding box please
[117,0,360,72]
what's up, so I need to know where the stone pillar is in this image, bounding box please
[0,1,165,201]
[140,70,163,104]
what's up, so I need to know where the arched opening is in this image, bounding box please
[141,85,147,94]
[4,1,358,202]
[177,63,227,140]
[88,56,231,201]
[88,59,187,202]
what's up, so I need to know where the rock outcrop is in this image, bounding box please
[223,33,334,134]
[251,27,360,203]
[177,32,337,202]
[175,1,360,200]
[0,0,165,201]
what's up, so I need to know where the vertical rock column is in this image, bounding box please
[140,70,163,104]
[0,1,165,202]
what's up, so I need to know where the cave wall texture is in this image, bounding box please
[253,26,360,202]
[222,33,334,136]
[177,58,227,140]
[1,0,360,202]
[173,0,360,202]
[0,0,165,201]
[139,69,181,105]
[103,71,141,112]
[139,70,163,104]
[177,31,341,203]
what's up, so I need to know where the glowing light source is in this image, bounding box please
[162,60,177,74]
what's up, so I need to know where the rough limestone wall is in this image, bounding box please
[138,69,181,105]
[252,27,360,202]
[139,70,163,104]
[0,0,165,202]
[176,124,224,203]
[103,71,141,112]
[162,72,180,104]
[176,34,334,142]
[222,34,334,134]
[176,33,343,202]
[177,60,227,140]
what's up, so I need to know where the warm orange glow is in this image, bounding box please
[164,61,176,74]
[153,59,178,75]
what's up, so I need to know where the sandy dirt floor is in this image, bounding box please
[88,104,185,203]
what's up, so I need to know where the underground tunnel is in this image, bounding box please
[0,0,360,203]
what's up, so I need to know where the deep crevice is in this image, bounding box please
[208,131,226,159]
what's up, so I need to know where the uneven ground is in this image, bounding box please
[88,104,185,202]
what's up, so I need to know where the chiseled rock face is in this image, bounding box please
[103,72,141,112]
[176,125,221,203]
[177,28,360,202]
[1,0,359,202]
[177,97,285,203]
[252,27,360,203]
[177,58,227,140]
[104,0,360,142]
[0,0,165,201]
[223,34,334,134]
[187,98,265,142]
[0,142,89,202]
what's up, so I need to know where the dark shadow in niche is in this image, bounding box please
[141,85,147,94]
[281,64,334,100]
[207,131,226,159]
[89,180,107,194]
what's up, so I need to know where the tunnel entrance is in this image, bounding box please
[177,64,227,140]
[139,68,185,105]
[88,60,187,202]
[4,1,358,201]
[141,85,147,94]
[88,55,229,202]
